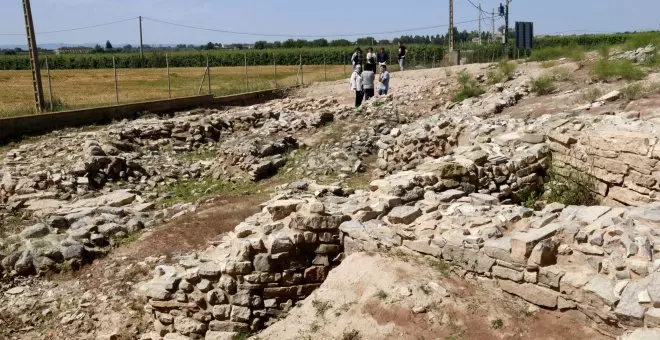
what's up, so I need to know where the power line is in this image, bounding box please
[142,16,494,39]
[465,0,491,15]
[0,17,137,36]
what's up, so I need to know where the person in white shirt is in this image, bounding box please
[365,47,377,72]
[349,65,364,107]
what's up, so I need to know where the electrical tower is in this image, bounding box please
[22,0,44,112]
[449,0,454,52]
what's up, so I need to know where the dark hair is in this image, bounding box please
[355,47,362,52]
[380,64,387,70]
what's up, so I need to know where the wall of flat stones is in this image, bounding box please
[139,199,348,339]
[337,184,660,336]
[547,130,660,207]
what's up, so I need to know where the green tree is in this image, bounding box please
[105,40,113,49]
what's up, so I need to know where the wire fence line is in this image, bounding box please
[0,45,509,118]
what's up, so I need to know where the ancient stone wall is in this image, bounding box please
[138,197,348,339]
[548,129,660,207]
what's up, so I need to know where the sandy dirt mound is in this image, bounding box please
[255,252,607,340]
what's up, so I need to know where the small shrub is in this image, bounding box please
[232,332,250,340]
[491,318,504,330]
[625,31,660,50]
[531,76,555,95]
[581,88,603,102]
[311,300,332,317]
[592,59,646,81]
[621,83,644,101]
[487,59,516,84]
[540,60,558,68]
[544,167,597,206]
[598,44,610,59]
[551,67,572,81]
[453,71,485,102]
[341,329,362,340]
[374,289,388,300]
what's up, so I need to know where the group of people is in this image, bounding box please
[349,41,407,107]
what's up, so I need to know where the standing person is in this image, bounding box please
[365,47,377,72]
[351,47,363,71]
[377,47,389,66]
[379,64,390,95]
[362,66,375,101]
[350,65,364,107]
[397,41,407,71]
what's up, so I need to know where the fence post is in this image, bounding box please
[273,53,277,89]
[244,53,248,92]
[343,52,346,76]
[424,50,427,68]
[432,51,436,68]
[300,53,304,85]
[45,56,53,111]
[166,53,171,98]
[206,56,211,95]
[324,52,327,81]
[113,56,119,104]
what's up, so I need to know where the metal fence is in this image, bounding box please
[0,45,509,118]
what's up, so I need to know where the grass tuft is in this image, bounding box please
[592,59,646,82]
[487,59,516,84]
[531,76,555,95]
[529,45,585,62]
[491,318,504,330]
[341,329,362,340]
[312,300,332,318]
[581,88,603,102]
[374,289,388,301]
[453,71,485,102]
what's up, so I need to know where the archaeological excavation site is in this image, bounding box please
[4,46,660,340]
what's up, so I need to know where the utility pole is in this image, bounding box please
[492,9,496,43]
[139,16,144,59]
[22,0,44,112]
[449,0,454,52]
[504,0,511,45]
[478,3,482,45]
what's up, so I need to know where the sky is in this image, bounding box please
[0,0,658,47]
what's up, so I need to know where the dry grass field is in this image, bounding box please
[0,64,349,117]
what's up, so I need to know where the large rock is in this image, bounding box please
[266,199,304,220]
[510,224,562,263]
[497,279,558,308]
[583,274,619,307]
[388,206,422,225]
[20,223,49,239]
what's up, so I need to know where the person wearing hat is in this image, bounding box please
[349,64,364,107]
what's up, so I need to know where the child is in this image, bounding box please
[362,67,375,101]
[379,64,390,95]
[350,65,364,107]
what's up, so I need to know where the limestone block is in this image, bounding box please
[608,187,652,206]
[403,239,442,257]
[492,265,524,282]
[510,224,562,263]
[497,279,559,308]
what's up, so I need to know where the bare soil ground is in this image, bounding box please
[255,252,607,340]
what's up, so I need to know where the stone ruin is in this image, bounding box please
[137,96,660,339]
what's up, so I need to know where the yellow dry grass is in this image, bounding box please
[0,65,348,118]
